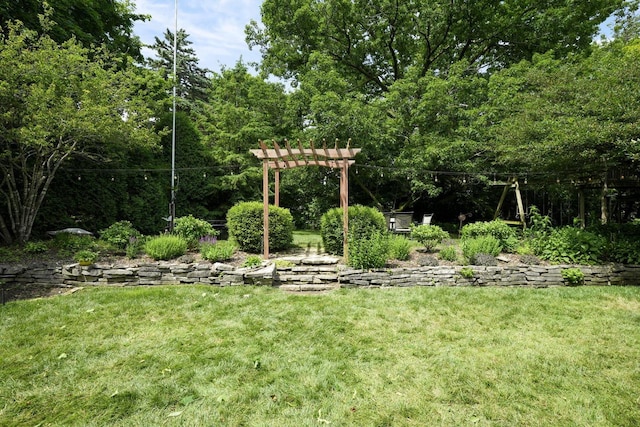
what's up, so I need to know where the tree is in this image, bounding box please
[0,0,146,60]
[247,0,622,93]
[147,28,212,108]
[0,24,160,245]
[195,62,293,215]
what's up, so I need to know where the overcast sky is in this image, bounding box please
[133,0,263,73]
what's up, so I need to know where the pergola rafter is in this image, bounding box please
[251,139,361,260]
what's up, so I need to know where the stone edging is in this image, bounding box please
[1,255,639,291]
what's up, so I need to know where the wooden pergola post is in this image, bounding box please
[341,158,349,262]
[251,139,360,260]
[262,159,270,259]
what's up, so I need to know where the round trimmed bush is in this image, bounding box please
[320,205,387,256]
[227,202,294,253]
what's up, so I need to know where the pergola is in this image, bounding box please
[250,139,361,259]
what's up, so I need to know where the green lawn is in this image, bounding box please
[1,286,639,426]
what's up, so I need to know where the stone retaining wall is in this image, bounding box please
[1,256,639,290]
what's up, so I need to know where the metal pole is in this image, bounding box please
[169,0,178,232]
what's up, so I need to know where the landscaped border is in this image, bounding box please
[1,257,639,292]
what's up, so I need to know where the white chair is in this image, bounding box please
[422,214,434,225]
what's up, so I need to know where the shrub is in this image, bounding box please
[321,205,386,256]
[387,234,412,261]
[606,238,640,264]
[562,267,585,285]
[461,220,519,252]
[23,241,48,253]
[174,215,217,248]
[348,231,389,269]
[51,233,95,256]
[461,235,502,264]
[531,227,606,265]
[410,224,449,252]
[74,249,98,265]
[520,254,541,265]
[144,235,187,260]
[125,236,145,259]
[439,245,458,262]
[227,202,293,253]
[242,255,263,268]
[99,221,141,251]
[200,240,236,262]
[459,267,475,279]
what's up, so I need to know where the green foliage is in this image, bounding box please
[23,241,48,254]
[50,234,95,256]
[227,202,294,253]
[387,235,412,261]
[439,245,458,262]
[461,236,502,264]
[274,259,296,268]
[531,227,606,265]
[144,235,188,261]
[173,215,217,248]
[461,220,519,252]
[606,239,640,265]
[73,249,98,265]
[242,255,263,268]
[348,231,389,270]
[459,267,475,279]
[410,224,449,252]
[562,268,585,286]
[200,240,236,262]
[320,205,386,256]
[125,236,146,259]
[99,221,142,251]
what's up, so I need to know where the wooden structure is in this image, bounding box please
[250,139,360,259]
[493,177,526,228]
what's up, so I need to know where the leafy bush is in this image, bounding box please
[174,215,217,248]
[438,245,458,262]
[410,224,449,252]
[74,249,98,265]
[606,238,640,264]
[227,202,294,253]
[562,267,585,285]
[459,267,475,279]
[144,235,187,260]
[387,235,412,261]
[200,240,236,262]
[348,231,389,269]
[50,233,95,256]
[531,227,606,265]
[461,220,519,252]
[125,236,146,259]
[461,235,502,264]
[242,255,263,268]
[520,254,541,265]
[321,205,387,256]
[99,221,141,251]
[23,241,48,253]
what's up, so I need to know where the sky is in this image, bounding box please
[132,0,617,75]
[132,0,264,73]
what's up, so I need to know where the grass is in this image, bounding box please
[1,286,639,426]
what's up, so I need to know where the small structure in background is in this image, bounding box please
[46,228,93,237]
[383,212,413,234]
[422,213,434,225]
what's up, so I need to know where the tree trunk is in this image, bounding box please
[601,178,608,225]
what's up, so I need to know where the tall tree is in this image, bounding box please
[147,28,212,108]
[0,24,160,245]
[0,0,146,60]
[247,0,622,93]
